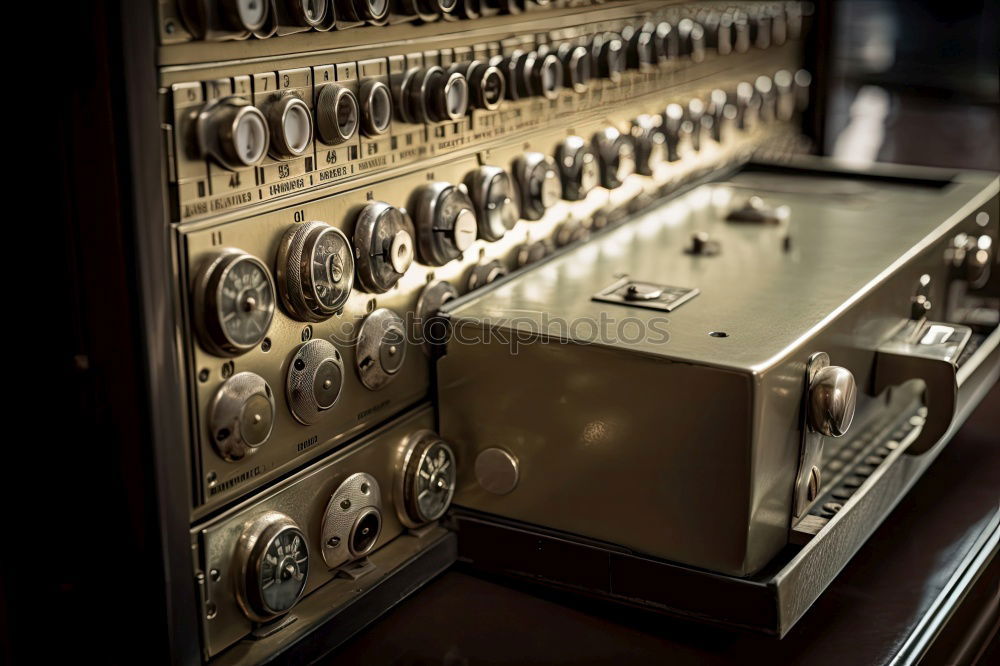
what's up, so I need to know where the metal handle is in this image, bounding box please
[873,321,999,454]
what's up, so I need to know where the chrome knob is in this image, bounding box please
[524,51,563,100]
[315,84,359,144]
[353,202,415,293]
[194,97,269,170]
[463,166,519,242]
[209,371,275,461]
[555,135,600,201]
[591,32,626,82]
[630,115,667,175]
[359,79,392,136]
[808,365,857,437]
[592,127,635,189]
[456,61,505,111]
[411,181,478,266]
[276,221,354,321]
[557,43,591,93]
[262,93,313,159]
[512,152,561,221]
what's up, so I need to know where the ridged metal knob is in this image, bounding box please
[808,365,857,437]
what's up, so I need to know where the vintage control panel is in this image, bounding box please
[157,1,815,662]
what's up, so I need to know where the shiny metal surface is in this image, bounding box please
[440,162,999,576]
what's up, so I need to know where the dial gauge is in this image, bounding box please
[194,250,275,357]
[237,512,309,622]
[397,432,457,526]
[277,221,355,321]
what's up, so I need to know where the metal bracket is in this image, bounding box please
[792,352,829,521]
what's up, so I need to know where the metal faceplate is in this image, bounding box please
[440,163,999,576]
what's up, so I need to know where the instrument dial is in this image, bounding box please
[463,166,519,242]
[277,221,354,321]
[287,0,328,26]
[555,135,599,201]
[557,44,591,93]
[194,250,275,357]
[263,94,313,159]
[194,97,269,170]
[397,432,457,526]
[286,339,345,424]
[237,512,309,622]
[512,152,561,221]
[412,182,478,266]
[592,127,635,189]
[353,203,415,293]
[356,308,407,390]
[209,372,275,461]
[220,0,270,31]
[631,115,667,175]
[315,85,359,145]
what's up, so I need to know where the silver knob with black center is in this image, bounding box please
[396,431,457,527]
[411,182,478,266]
[353,202,415,293]
[463,166,519,242]
[452,61,506,111]
[315,85,359,145]
[512,152,561,221]
[466,259,508,291]
[194,249,275,357]
[592,127,635,189]
[262,93,313,160]
[557,43,591,93]
[209,371,275,462]
[555,135,599,201]
[339,0,390,23]
[524,51,563,99]
[194,96,269,170]
[356,308,407,390]
[283,0,329,26]
[359,79,392,136]
[277,221,354,321]
[630,115,667,175]
[402,67,469,123]
[591,32,626,82]
[236,512,309,623]
[320,473,382,569]
[286,339,344,425]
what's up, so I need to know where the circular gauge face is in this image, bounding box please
[196,251,275,356]
[235,0,268,29]
[254,525,309,616]
[406,439,457,523]
[233,108,268,166]
[307,227,353,312]
[216,256,274,350]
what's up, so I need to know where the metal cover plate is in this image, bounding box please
[592,277,699,313]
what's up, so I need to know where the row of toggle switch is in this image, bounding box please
[189,10,806,171]
[194,67,807,358]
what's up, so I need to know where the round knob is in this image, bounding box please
[235,512,308,622]
[411,181,478,266]
[687,99,706,151]
[456,61,505,110]
[286,339,345,425]
[463,166,519,242]
[353,202,415,293]
[735,81,761,131]
[315,84,359,145]
[512,152,561,220]
[630,115,667,175]
[524,51,563,99]
[355,308,407,390]
[555,135,599,201]
[399,67,468,123]
[591,32,626,82]
[592,127,635,189]
[623,23,657,70]
[496,50,530,100]
[557,43,591,93]
[286,0,329,26]
[475,448,519,495]
[808,365,857,437]
[677,18,706,62]
[662,103,685,162]
[340,0,390,23]
[397,432,457,526]
[262,94,313,159]
[216,0,271,32]
[707,89,736,142]
[194,97,269,170]
[655,21,679,61]
[466,259,508,290]
[193,249,275,357]
[277,221,354,321]
[209,371,275,461]
[359,79,392,136]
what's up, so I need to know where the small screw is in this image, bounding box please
[340,499,351,511]
[206,602,217,620]
[199,369,210,382]
[327,536,341,548]
[221,362,234,379]
[261,338,272,352]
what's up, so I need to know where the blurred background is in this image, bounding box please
[823,0,999,170]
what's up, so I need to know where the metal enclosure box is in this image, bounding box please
[438,161,999,577]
